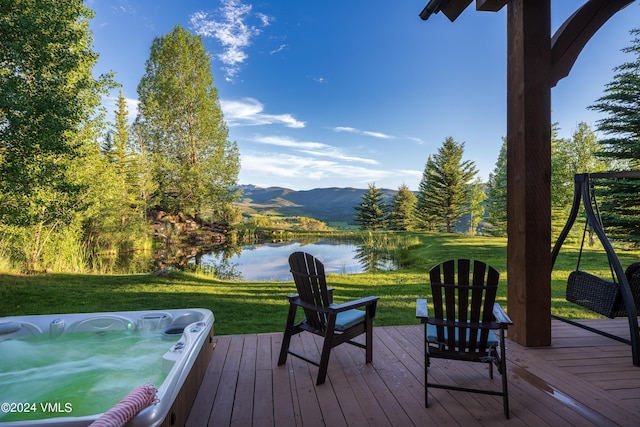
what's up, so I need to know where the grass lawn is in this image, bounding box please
[1,232,639,336]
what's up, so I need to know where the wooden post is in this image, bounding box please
[506,0,552,347]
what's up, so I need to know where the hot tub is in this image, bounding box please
[0,308,214,427]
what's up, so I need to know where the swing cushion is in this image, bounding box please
[566,270,621,318]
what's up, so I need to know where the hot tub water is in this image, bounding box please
[0,330,180,422]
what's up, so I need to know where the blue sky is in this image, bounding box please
[87,0,639,191]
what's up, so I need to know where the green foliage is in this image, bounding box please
[587,28,640,245]
[593,177,640,244]
[81,90,151,255]
[589,28,640,167]
[415,155,439,231]
[136,25,240,219]
[416,137,478,232]
[296,217,329,231]
[0,0,114,270]
[467,178,486,235]
[388,183,417,231]
[485,138,507,236]
[354,183,389,230]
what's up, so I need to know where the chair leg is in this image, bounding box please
[365,315,373,364]
[424,324,429,408]
[500,334,510,419]
[278,304,297,366]
[317,329,335,385]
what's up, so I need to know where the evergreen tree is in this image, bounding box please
[486,138,507,236]
[354,183,388,230]
[136,25,240,219]
[0,0,113,270]
[589,28,640,168]
[588,29,640,244]
[110,90,143,225]
[418,137,478,232]
[415,156,439,231]
[83,90,149,253]
[131,124,159,221]
[389,183,417,231]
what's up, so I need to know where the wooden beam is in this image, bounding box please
[441,0,473,22]
[551,0,635,86]
[506,0,552,347]
[476,0,507,12]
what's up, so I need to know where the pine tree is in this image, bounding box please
[415,156,439,231]
[589,28,640,168]
[110,90,143,225]
[486,138,507,236]
[354,183,388,230]
[417,137,478,233]
[83,90,150,252]
[588,28,640,244]
[389,183,417,231]
[136,25,240,219]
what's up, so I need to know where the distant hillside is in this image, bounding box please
[237,185,398,225]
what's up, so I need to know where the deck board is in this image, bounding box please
[187,319,640,426]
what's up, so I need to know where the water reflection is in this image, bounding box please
[190,240,397,281]
[90,235,405,280]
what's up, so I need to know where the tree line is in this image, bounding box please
[355,29,640,243]
[1,2,638,273]
[0,1,239,272]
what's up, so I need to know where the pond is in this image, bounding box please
[188,240,396,281]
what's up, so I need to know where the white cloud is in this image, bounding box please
[270,44,287,55]
[307,75,327,84]
[190,0,270,81]
[299,149,379,165]
[253,135,325,150]
[251,135,377,165]
[406,136,425,144]
[240,152,416,189]
[220,98,305,128]
[256,13,271,26]
[333,126,395,139]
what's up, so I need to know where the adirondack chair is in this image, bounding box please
[278,251,378,385]
[416,259,513,418]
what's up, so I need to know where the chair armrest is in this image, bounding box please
[493,303,513,325]
[416,298,429,319]
[287,290,333,303]
[288,296,378,314]
[330,296,378,312]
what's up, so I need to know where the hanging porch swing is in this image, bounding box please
[551,172,640,366]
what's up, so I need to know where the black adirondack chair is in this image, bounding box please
[416,259,513,418]
[278,251,378,385]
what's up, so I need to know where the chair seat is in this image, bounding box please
[332,307,366,331]
[426,323,499,347]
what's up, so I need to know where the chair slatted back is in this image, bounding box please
[289,252,331,331]
[429,259,499,352]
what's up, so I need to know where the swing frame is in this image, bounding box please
[551,172,640,366]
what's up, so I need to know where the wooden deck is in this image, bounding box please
[186,319,640,426]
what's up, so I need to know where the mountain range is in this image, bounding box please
[237,185,399,225]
